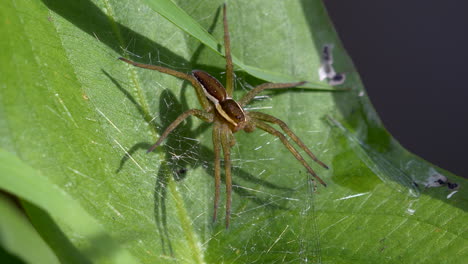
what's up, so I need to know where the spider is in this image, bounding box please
[119,4,328,228]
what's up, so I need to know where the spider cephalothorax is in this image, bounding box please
[119,4,328,228]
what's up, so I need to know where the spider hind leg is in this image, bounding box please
[220,123,234,228]
[249,111,329,170]
[252,119,327,187]
[212,121,222,223]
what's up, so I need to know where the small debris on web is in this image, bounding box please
[419,169,459,199]
[318,44,346,86]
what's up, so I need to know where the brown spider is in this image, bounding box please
[119,4,328,228]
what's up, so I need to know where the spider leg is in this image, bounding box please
[118,57,211,111]
[148,109,213,153]
[248,111,329,169]
[253,119,327,187]
[239,81,306,107]
[220,123,234,228]
[212,120,221,223]
[222,4,234,97]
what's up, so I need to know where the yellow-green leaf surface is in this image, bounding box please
[0,0,466,263]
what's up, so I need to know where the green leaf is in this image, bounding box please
[0,194,59,264]
[0,150,140,264]
[0,0,466,263]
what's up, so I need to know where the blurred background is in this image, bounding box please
[324,1,468,178]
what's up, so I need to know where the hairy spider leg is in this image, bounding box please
[220,122,234,228]
[118,57,212,111]
[147,109,214,153]
[253,120,327,187]
[238,81,307,107]
[223,4,234,97]
[249,111,329,170]
[212,121,222,223]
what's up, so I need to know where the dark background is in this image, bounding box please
[323,1,468,178]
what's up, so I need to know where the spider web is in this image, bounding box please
[139,69,331,263]
[110,1,330,262]
[114,41,330,261]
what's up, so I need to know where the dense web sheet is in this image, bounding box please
[327,116,420,197]
[125,64,330,262]
[108,1,334,259]
[105,12,331,254]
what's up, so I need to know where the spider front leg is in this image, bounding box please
[147,109,213,153]
[239,81,306,107]
[252,119,327,187]
[118,57,211,111]
[222,4,234,97]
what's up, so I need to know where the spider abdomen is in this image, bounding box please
[192,70,227,103]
